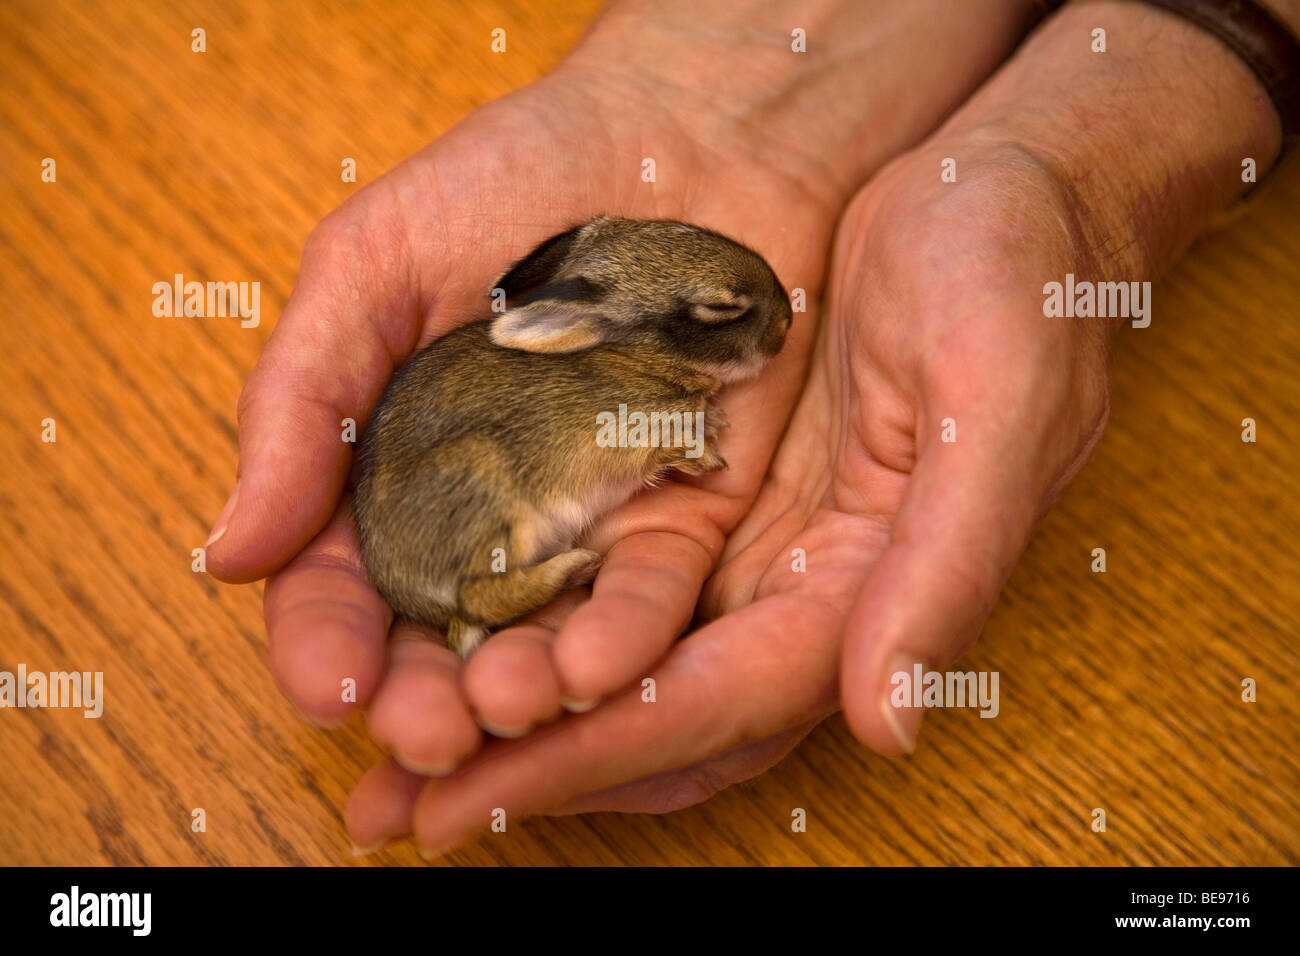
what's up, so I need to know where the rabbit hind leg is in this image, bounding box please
[445,617,490,657]
[450,549,602,656]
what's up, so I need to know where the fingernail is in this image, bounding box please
[475,716,532,739]
[418,843,452,862]
[351,840,390,858]
[395,755,457,777]
[205,481,240,548]
[561,696,599,714]
[881,654,923,755]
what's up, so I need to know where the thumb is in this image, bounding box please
[840,394,1074,755]
[205,209,421,583]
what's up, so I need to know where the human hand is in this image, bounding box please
[206,0,1036,770]
[343,0,1284,854]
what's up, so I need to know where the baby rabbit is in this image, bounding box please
[353,217,792,655]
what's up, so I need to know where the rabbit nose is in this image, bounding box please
[762,312,791,354]
[774,307,792,335]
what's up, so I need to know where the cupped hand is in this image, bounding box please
[344,139,1116,853]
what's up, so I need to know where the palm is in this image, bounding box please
[705,152,1115,757]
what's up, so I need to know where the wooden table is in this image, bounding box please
[2,0,1296,866]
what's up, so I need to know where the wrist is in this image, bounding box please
[942,0,1283,279]
[558,0,1043,205]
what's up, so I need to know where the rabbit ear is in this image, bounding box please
[493,224,587,300]
[489,299,606,353]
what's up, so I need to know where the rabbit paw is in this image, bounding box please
[673,446,727,475]
[560,548,603,587]
[704,401,730,441]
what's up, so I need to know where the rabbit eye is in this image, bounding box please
[690,297,751,324]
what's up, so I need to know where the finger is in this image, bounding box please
[466,488,727,726]
[548,528,717,708]
[460,590,588,738]
[365,623,483,775]
[345,721,814,852]
[543,720,820,815]
[345,758,423,855]
[840,383,1064,755]
[207,203,421,583]
[408,595,841,856]
[381,583,593,755]
[264,496,391,726]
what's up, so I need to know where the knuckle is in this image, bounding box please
[301,214,355,271]
[653,769,726,814]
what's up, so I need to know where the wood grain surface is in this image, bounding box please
[1,0,1297,867]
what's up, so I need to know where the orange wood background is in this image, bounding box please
[1,0,1296,865]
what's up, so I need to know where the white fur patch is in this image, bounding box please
[526,480,643,563]
[458,624,488,654]
[702,357,766,383]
